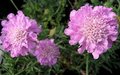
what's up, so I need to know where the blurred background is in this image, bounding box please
[0,0,120,75]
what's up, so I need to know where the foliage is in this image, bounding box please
[0,0,120,75]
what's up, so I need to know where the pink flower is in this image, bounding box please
[0,11,42,57]
[34,39,60,66]
[64,4,118,59]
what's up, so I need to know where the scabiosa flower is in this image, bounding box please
[64,4,118,59]
[34,39,60,66]
[0,11,42,57]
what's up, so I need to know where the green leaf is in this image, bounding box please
[49,27,56,37]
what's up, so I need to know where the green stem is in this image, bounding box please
[86,53,89,75]
[68,0,74,9]
[10,0,19,10]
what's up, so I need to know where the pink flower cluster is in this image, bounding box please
[0,4,119,67]
[0,11,60,66]
[64,4,118,59]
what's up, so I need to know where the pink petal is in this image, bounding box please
[69,40,77,45]
[70,10,76,19]
[1,20,7,26]
[78,36,85,45]
[50,39,54,43]
[87,43,96,53]
[64,29,74,35]
[109,35,117,41]
[92,51,100,59]
[29,32,37,40]
[7,13,15,19]
[78,42,86,54]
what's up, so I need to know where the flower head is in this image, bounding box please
[0,11,42,57]
[34,39,60,66]
[64,4,118,59]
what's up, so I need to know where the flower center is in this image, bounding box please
[82,16,107,43]
[9,28,26,45]
[40,46,54,57]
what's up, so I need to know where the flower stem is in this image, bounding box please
[86,53,89,75]
[10,0,19,10]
